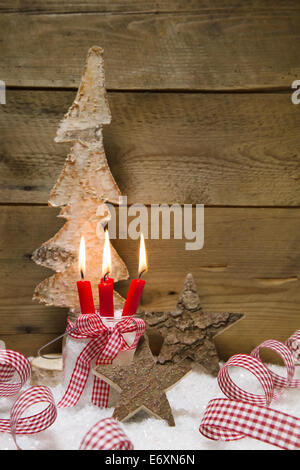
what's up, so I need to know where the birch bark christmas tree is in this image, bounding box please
[32,46,128,310]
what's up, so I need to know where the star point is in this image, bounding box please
[140,273,244,376]
[93,336,191,426]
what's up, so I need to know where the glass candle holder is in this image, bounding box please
[62,308,139,408]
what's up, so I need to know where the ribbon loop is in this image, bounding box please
[10,386,57,449]
[200,329,300,450]
[218,353,274,406]
[0,348,133,450]
[251,339,299,391]
[79,418,134,450]
[0,350,31,397]
[286,330,300,366]
[75,313,106,337]
[0,350,57,449]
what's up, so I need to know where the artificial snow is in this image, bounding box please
[0,363,299,450]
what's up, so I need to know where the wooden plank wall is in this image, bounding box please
[0,1,300,358]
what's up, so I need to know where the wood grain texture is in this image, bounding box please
[0,0,206,14]
[94,336,192,426]
[1,89,300,206]
[0,205,299,357]
[140,273,244,376]
[1,334,62,357]
[1,4,300,89]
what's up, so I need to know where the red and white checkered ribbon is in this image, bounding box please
[79,418,134,450]
[199,330,300,450]
[0,348,134,450]
[0,349,57,449]
[286,330,300,365]
[57,314,145,409]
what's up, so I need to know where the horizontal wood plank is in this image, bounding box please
[0,0,205,14]
[1,334,62,357]
[1,5,300,89]
[1,0,300,15]
[1,89,300,206]
[1,205,299,357]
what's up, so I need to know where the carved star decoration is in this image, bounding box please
[93,336,192,426]
[139,273,244,376]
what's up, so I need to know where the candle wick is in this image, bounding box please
[104,272,110,282]
[80,270,84,280]
[138,269,146,279]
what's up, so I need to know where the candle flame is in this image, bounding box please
[102,229,112,277]
[79,235,86,278]
[138,233,148,277]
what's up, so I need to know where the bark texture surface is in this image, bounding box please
[93,336,192,426]
[33,46,128,309]
[140,273,244,376]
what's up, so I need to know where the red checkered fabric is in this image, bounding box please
[286,330,300,365]
[10,386,57,449]
[0,349,31,398]
[199,329,300,450]
[57,314,145,409]
[218,354,274,406]
[251,339,300,390]
[200,399,300,450]
[0,349,57,449]
[0,347,134,450]
[79,418,134,450]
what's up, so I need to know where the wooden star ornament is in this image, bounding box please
[139,273,244,376]
[93,336,192,426]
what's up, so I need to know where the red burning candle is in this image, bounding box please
[122,233,148,317]
[77,236,95,315]
[98,229,114,317]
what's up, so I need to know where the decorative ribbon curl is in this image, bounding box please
[79,418,134,450]
[0,350,57,449]
[199,330,300,450]
[286,330,300,365]
[0,348,134,450]
[58,314,145,408]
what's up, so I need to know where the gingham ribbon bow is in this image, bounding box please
[199,329,300,450]
[0,348,134,450]
[57,314,145,409]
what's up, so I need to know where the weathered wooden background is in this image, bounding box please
[0,0,300,358]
